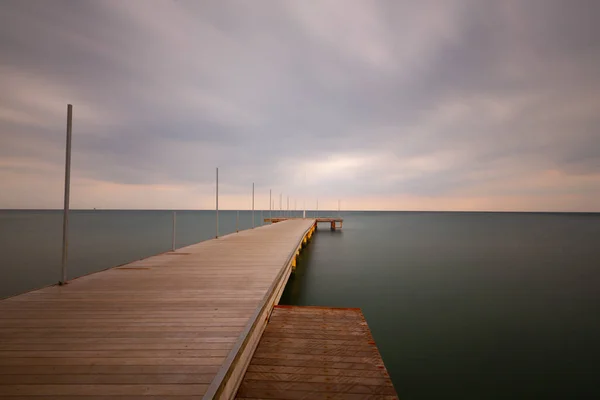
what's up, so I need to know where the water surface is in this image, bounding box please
[281,212,600,399]
[1,210,599,398]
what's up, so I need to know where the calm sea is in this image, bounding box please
[1,210,599,398]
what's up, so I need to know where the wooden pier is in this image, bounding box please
[265,217,343,231]
[237,306,397,400]
[0,219,314,399]
[0,217,393,399]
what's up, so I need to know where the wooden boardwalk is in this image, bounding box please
[236,306,398,400]
[0,219,315,399]
[265,217,343,230]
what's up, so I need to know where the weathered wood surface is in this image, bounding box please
[0,219,315,399]
[265,217,343,223]
[236,306,398,400]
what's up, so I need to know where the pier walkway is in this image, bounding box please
[0,219,315,399]
[265,217,343,230]
[237,306,398,400]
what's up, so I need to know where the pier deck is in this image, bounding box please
[236,306,398,400]
[0,219,315,399]
[265,217,343,230]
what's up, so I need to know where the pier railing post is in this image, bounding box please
[269,189,272,222]
[172,211,176,251]
[60,104,73,285]
[216,167,219,238]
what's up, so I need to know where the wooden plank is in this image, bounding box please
[0,397,200,400]
[0,337,238,345]
[0,343,235,351]
[235,306,397,399]
[238,380,396,395]
[247,365,391,378]
[238,390,395,400]
[0,384,208,396]
[0,220,317,399]
[0,365,220,375]
[254,346,379,357]
[249,359,382,369]
[0,374,215,384]
[0,357,225,366]
[242,372,392,386]
[0,350,231,358]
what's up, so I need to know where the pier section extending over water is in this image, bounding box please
[0,217,396,399]
[0,219,315,399]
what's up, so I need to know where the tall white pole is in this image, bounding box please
[60,104,73,285]
[215,167,219,238]
[172,211,176,251]
[252,182,255,228]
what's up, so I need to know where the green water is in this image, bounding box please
[1,210,599,398]
[0,209,279,298]
[280,212,600,399]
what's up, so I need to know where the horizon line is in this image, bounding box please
[1,208,599,214]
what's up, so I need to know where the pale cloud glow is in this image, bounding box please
[0,0,599,211]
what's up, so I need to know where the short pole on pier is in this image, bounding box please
[171,211,176,251]
[303,199,305,219]
[216,167,219,238]
[236,210,239,233]
[252,182,255,228]
[60,104,73,285]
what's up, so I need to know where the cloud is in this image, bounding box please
[0,0,599,210]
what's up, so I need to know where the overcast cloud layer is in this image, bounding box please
[1,0,599,211]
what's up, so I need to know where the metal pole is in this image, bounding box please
[287,196,289,217]
[280,193,282,217]
[269,189,272,221]
[252,182,255,228]
[60,104,73,285]
[172,211,176,251]
[215,167,219,238]
[236,210,239,232]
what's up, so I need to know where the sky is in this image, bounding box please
[1,0,599,211]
